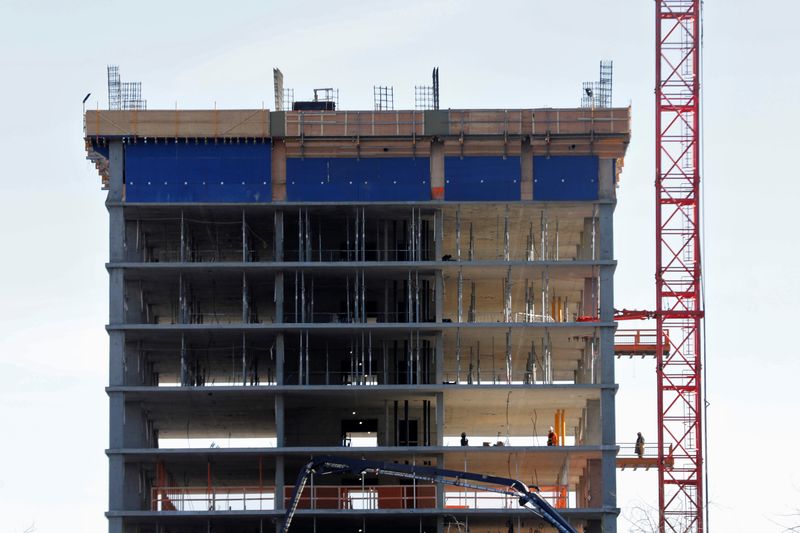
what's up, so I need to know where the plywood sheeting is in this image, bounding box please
[85,109,270,138]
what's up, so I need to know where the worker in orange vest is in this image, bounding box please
[547,426,558,446]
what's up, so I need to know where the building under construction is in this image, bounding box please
[85,78,631,533]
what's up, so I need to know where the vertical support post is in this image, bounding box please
[435,392,444,446]
[434,209,443,260]
[455,328,461,383]
[276,334,284,386]
[180,209,186,262]
[435,332,444,385]
[242,208,248,262]
[503,206,510,261]
[455,206,461,261]
[505,328,512,384]
[275,210,284,261]
[457,267,463,323]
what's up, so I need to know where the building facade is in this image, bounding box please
[86,106,630,533]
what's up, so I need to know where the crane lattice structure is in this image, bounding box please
[655,1,704,531]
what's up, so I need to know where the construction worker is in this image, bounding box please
[635,432,645,458]
[547,426,558,446]
[460,432,469,446]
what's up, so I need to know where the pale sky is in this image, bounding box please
[0,1,798,531]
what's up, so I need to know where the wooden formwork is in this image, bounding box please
[84,107,630,141]
[85,109,271,139]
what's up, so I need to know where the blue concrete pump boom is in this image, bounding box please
[283,455,577,533]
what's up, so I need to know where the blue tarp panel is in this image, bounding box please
[125,141,271,202]
[286,157,431,201]
[533,156,598,201]
[444,157,520,201]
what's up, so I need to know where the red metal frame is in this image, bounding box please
[655,1,704,531]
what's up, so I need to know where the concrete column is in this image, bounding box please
[107,141,123,203]
[272,140,287,202]
[579,217,596,260]
[600,266,614,322]
[109,269,125,325]
[108,517,124,533]
[275,333,285,386]
[275,273,284,324]
[108,454,125,511]
[434,209,443,260]
[596,200,618,529]
[110,394,148,449]
[273,458,285,530]
[434,332,443,385]
[108,140,128,532]
[109,331,125,386]
[430,141,445,200]
[275,455,285,511]
[598,204,614,261]
[275,210,284,262]
[435,392,444,446]
[585,399,601,445]
[582,277,599,318]
[275,394,285,447]
[109,208,125,263]
[434,271,443,323]
[434,450,445,533]
[601,447,619,532]
[520,138,533,200]
[598,158,616,201]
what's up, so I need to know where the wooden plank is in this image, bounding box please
[85,109,270,138]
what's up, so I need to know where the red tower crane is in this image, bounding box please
[616,1,705,531]
[655,1,704,530]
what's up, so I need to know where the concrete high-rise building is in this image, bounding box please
[85,103,630,533]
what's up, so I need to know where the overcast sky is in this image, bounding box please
[0,1,798,531]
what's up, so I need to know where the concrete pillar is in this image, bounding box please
[434,271,443,323]
[582,277,599,318]
[109,332,125,387]
[275,455,285,510]
[108,455,125,511]
[108,517,124,533]
[109,269,124,325]
[276,333,285,386]
[275,394,285,447]
[434,209,443,260]
[520,138,533,200]
[109,208,125,263]
[272,140,287,202]
[108,140,130,532]
[274,210,284,261]
[585,399,601,445]
[434,450,445,533]
[275,273,284,324]
[107,141,123,203]
[435,392,444,446]
[110,394,148,449]
[598,158,616,201]
[430,141,445,200]
[598,205,614,262]
[434,333,444,385]
[579,217,596,260]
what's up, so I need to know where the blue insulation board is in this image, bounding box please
[533,156,599,201]
[444,156,520,201]
[286,157,431,201]
[124,141,271,202]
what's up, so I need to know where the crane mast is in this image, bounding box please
[655,1,704,531]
